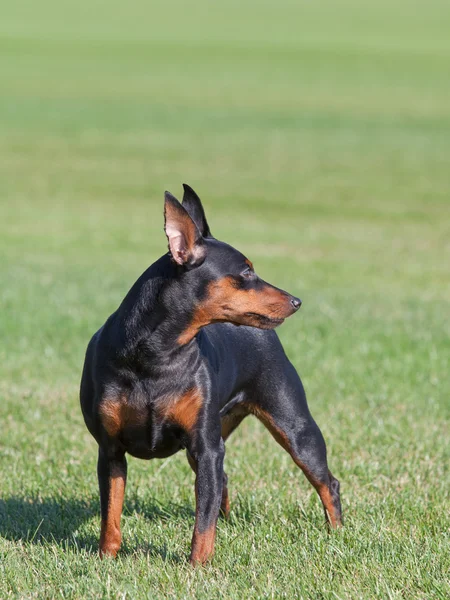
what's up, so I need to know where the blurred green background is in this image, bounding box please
[0,1,449,598]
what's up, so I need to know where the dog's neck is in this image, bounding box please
[116,253,203,369]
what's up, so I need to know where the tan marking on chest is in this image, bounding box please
[99,396,147,438]
[158,389,203,432]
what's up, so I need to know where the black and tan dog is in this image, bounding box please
[80,185,342,565]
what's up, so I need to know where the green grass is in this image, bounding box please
[1,0,449,597]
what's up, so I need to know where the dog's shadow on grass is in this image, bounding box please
[0,495,195,562]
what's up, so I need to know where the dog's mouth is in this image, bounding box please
[244,312,285,329]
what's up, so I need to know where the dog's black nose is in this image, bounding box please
[290,296,302,310]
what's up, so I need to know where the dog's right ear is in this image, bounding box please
[182,184,212,238]
[164,191,206,267]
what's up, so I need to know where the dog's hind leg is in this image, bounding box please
[248,381,342,528]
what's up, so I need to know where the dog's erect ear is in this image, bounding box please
[164,191,206,267]
[182,184,212,238]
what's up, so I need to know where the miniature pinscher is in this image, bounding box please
[80,185,342,565]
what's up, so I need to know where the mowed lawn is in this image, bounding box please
[1,0,449,598]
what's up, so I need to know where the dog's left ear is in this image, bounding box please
[164,191,206,267]
[182,184,212,238]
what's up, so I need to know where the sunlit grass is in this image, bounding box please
[0,0,449,597]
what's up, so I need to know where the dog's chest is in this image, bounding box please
[98,388,202,459]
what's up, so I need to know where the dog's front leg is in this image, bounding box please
[188,438,225,566]
[97,446,127,558]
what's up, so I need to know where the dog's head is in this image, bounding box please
[164,185,301,343]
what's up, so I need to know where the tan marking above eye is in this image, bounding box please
[244,258,254,270]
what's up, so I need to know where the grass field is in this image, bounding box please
[1,0,449,597]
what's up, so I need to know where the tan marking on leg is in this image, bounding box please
[186,450,197,473]
[188,461,218,565]
[220,408,248,441]
[316,483,340,528]
[99,464,126,558]
[190,523,216,566]
[247,404,292,452]
[220,484,230,519]
[247,404,341,528]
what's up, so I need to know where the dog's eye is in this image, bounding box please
[241,267,254,279]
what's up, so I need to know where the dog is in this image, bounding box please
[80,184,342,565]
